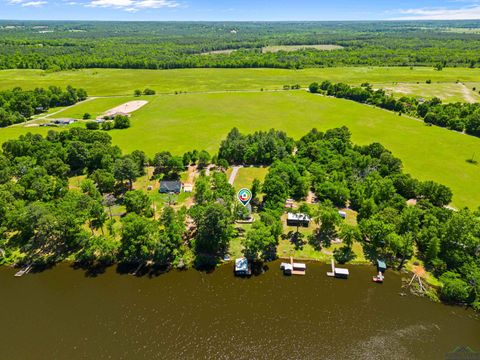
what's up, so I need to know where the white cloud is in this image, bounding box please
[21,0,47,6]
[8,0,25,4]
[391,5,480,20]
[86,0,179,11]
[87,0,133,7]
[135,0,178,8]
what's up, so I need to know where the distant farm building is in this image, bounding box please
[52,118,76,125]
[159,181,182,194]
[286,212,311,227]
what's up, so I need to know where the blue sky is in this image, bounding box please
[2,0,480,21]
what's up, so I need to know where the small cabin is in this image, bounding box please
[234,257,251,276]
[286,212,311,227]
[334,268,349,279]
[377,259,387,273]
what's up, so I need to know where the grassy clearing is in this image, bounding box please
[232,166,268,191]
[262,44,344,52]
[201,49,238,55]
[1,67,479,96]
[109,91,479,208]
[1,90,480,208]
[132,167,193,213]
[379,82,480,103]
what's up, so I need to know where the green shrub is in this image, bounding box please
[86,121,99,130]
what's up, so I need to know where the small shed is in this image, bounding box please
[287,212,311,227]
[234,257,251,276]
[334,268,349,279]
[183,183,193,193]
[285,198,295,209]
[377,259,387,273]
[338,210,347,219]
[159,181,182,194]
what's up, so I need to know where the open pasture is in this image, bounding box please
[1,67,480,96]
[379,82,480,103]
[1,74,480,208]
[105,90,479,209]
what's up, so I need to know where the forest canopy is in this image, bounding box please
[1,20,480,70]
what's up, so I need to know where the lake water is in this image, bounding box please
[1,261,479,359]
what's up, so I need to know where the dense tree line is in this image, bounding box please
[0,126,478,310]
[0,85,87,127]
[1,21,480,70]
[218,128,295,165]
[310,81,480,137]
[230,127,478,310]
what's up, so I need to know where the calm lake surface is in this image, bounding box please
[1,261,479,359]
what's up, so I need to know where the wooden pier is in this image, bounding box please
[327,258,349,279]
[290,257,306,275]
[327,258,335,277]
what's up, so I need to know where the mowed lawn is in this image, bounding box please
[232,167,269,191]
[1,90,479,208]
[1,67,480,96]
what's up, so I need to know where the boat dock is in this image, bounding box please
[280,257,306,275]
[327,259,349,279]
[14,264,32,277]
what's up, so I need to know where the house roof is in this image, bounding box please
[377,260,386,269]
[287,212,311,221]
[159,181,182,193]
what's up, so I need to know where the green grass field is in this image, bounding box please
[1,90,480,208]
[231,167,269,191]
[1,67,479,96]
[1,68,480,209]
[379,82,480,103]
[117,91,480,209]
